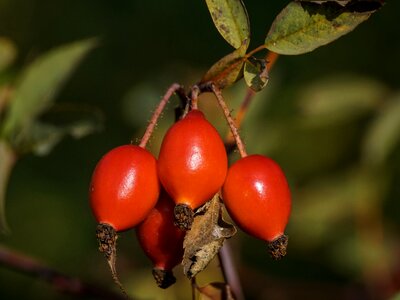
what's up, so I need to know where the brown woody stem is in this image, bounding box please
[191,277,197,300]
[235,51,279,128]
[138,83,186,148]
[218,241,245,300]
[0,244,127,300]
[211,84,247,158]
[225,51,279,151]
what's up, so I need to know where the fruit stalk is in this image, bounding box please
[139,83,185,148]
[211,84,247,158]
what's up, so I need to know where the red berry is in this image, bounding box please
[90,145,160,231]
[222,154,291,259]
[157,109,228,229]
[136,192,185,289]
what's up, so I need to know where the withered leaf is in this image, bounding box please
[182,194,236,278]
[198,282,236,300]
[200,42,247,89]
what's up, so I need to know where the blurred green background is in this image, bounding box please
[1,0,400,299]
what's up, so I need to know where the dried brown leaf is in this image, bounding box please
[182,194,236,278]
[200,42,247,89]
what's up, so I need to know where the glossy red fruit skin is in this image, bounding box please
[157,109,228,209]
[136,192,185,270]
[222,155,291,242]
[89,145,160,232]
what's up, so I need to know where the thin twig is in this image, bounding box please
[225,51,279,149]
[138,83,186,148]
[211,84,247,158]
[190,85,200,110]
[218,241,245,300]
[235,51,279,128]
[191,277,197,300]
[0,244,127,300]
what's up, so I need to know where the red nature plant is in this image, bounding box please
[87,0,383,296]
[88,82,292,296]
[90,145,159,232]
[89,144,160,293]
[222,155,291,259]
[157,109,228,230]
[136,191,185,289]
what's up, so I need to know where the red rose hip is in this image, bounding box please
[222,154,291,259]
[89,144,160,291]
[158,109,227,230]
[136,192,185,289]
[90,145,160,231]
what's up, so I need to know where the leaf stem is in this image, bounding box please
[211,84,247,158]
[138,83,186,148]
[245,44,268,59]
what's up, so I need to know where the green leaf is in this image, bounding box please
[265,1,383,55]
[290,168,387,250]
[0,37,17,73]
[297,75,388,127]
[362,93,400,166]
[0,141,16,234]
[11,104,103,156]
[1,38,97,140]
[205,0,250,49]
[243,57,269,92]
[201,42,247,89]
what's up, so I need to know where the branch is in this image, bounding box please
[236,51,279,128]
[0,244,127,300]
[218,240,245,300]
[225,51,279,151]
[138,83,187,148]
[211,84,247,158]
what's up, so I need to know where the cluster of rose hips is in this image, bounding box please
[89,87,291,289]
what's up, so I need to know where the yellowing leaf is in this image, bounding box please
[201,43,247,89]
[265,1,383,55]
[205,0,250,49]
